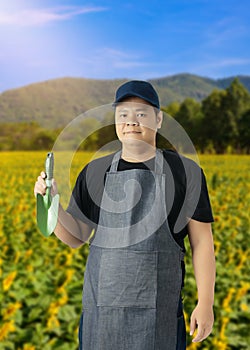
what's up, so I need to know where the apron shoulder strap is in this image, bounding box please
[109,149,164,174]
[109,151,122,172]
[155,149,164,174]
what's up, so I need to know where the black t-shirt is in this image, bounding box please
[67,149,214,252]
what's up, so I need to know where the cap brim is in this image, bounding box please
[114,93,159,109]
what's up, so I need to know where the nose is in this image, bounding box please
[126,120,139,126]
[125,113,139,126]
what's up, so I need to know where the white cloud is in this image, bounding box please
[74,47,152,78]
[186,57,250,78]
[0,6,107,27]
[201,58,250,69]
[214,58,250,68]
[114,61,149,69]
[98,48,150,69]
[204,17,248,47]
[99,48,138,59]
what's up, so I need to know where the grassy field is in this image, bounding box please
[0,152,249,349]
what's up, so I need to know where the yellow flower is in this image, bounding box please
[24,249,33,259]
[65,269,74,284]
[236,282,250,300]
[220,317,229,340]
[48,301,60,316]
[3,245,8,255]
[236,251,248,271]
[0,320,15,341]
[222,287,235,311]
[14,251,21,264]
[187,341,199,349]
[3,271,17,291]
[26,265,34,272]
[65,251,73,266]
[58,292,68,306]
[47,315,60,329]
[212,339,228,350]
[3,302,22,320]
[23,344,36,350]
[240,303,248,312]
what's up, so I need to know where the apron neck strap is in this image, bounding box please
[109,151,122,172]
[155,149,164,174]
[109,149,164,174]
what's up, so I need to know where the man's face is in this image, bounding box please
[115,97,162,147]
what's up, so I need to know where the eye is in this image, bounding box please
[119,113,127,118]
[137,113,146,118]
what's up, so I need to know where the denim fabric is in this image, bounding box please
[80,150,186,349]
[97,249,157,307]
[79,298,187,350]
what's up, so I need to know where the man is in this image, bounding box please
[34,80,215,349]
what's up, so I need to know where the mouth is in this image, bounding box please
[123,131,142,134]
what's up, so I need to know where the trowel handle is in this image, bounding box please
[45,152,54,188]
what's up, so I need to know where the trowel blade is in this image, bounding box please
[37,193,60,237]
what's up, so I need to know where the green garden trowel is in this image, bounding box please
[36,152,60,237]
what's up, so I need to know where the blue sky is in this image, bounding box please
[0,0,249,92]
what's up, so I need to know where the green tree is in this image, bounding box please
[201,79,250,153]
[95,111,118,151]
[238,109,250,153]
[31,130,56,150]
[161,101,180,117]
[174,98,203,150]
[201,89,227,153]
[223,79,250,151]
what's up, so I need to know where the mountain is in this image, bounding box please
[0,74,249,128]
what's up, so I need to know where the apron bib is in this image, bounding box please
[80,150,185,350]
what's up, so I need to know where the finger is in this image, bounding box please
[37,175,47,185]
[192,325,207,343]
[189,316,197,336]
[41,171,47,179]
[198,326,213,342]
[34,180,47,196]
[34,186,45,196]
[35,179,46,190]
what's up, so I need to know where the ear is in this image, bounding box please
[156,111,163,129]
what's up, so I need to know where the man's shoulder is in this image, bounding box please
[88,152,116,168]
[77,152,116,180]
[162,149,202,186]
[162,149,200,169]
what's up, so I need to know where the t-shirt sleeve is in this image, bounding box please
[188,167,214,223]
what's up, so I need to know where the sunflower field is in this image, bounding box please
[0,151,249,349]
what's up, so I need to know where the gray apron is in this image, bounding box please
[80,149,185,349]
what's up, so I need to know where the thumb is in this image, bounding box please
[190,313,197,336]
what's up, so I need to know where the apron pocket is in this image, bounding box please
[97,249,157,308]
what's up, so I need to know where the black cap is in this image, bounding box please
[114,80,160,109]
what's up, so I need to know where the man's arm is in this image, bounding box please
[34,171,92,248]
[187,219,216,343]
[54,204,92,248]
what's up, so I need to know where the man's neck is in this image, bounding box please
[121,143,156,163]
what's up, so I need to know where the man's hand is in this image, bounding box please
[34,171,58,197]
[189,303,214,342]
[188,220,215,342]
